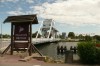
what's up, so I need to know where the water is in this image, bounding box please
[36,42,78,61]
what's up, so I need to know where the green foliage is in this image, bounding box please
[78,34,85,41]
[0,34,11,38]
[77,42,96,64]
[95,41,100,44]
[84,35,92,41]
[96,48,100,63]
[59,34,63,39]
[32,31,41,38]
[93,35,100,41]
[78,42,100,64]
[68,32,75,39]
[3,34,11,38]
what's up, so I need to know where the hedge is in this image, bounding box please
[77,42,100,64]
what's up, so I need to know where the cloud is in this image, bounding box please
[26,0,34,3]
[0,0,19,2]
[7,7,35,15]
[6,0,100,27]
[7,11,24,15]
[30,0,100,26]
[0,0,34,3]
[7,7,25,15]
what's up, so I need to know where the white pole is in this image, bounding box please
[47,20,53,38]
[35,0,42,38]
[0,22,2,49]
[53,20,55,39]
[36,21,43,38]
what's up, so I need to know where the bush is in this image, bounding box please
[77,42,96,64]
[96,48,100,63]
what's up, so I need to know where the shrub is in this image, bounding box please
[77,42,96,64]
[96,48,100,63]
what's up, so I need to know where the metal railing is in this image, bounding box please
[0,38,60,49]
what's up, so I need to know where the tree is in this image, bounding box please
[58,34,62,39]
[78,34,85,41]
[93,35,100,41]
[68,32,75,39]
[85,35,92,41]
[32,31,41,38]
[2,34,11,38]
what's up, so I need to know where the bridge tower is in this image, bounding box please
[36,19,58,39]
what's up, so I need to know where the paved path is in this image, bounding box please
[0,54,99,66]
[0,62,100,66]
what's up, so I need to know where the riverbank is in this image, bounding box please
[0,54,100,66]
[60,39,79,42]
[0,47,99,66]
[0,41,100,66]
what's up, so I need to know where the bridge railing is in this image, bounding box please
[0,39,10,50]
[0,38,60,49]
[32,38,60,44]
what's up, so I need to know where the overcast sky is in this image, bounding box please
[0,0,100,35]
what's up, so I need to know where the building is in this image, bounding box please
[62,32,66,39]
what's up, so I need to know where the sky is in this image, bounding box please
[0,0,100,36]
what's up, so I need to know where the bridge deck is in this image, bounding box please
[0,38,60,49]
[32,38,60,45]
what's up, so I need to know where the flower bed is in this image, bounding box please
[96,44,100,47]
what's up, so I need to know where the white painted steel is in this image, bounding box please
[0,38,60,49]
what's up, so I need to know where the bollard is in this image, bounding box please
[60,46,64,55]
[63,46,67,54]
[57,45,60,55]
[73,46,77,54]
[70,46,73,50]
[65,50,73,63]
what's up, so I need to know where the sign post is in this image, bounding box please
[14,23,29,41]
[2,15,38,56]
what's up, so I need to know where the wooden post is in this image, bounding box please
[29,23,32,56]
[11,23,13,55]
[1,44,11,55]
[65,51,73,63]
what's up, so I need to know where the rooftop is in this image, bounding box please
[4,14,38,24]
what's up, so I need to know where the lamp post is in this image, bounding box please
[0,22,2,49]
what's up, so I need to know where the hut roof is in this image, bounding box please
[4,14,38,24]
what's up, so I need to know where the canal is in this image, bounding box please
[36,42,78,61]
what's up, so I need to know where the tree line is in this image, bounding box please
[0,31,40,38]
[0,34,11,38]
[1,31,100,42]
[65,32,100,41]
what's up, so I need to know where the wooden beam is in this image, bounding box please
[11,23,13,55]
[29,23,32,56]
[1,44,11,55]
[31,44,43,56]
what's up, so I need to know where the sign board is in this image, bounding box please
[14,24,29,41]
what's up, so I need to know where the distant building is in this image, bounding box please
[62,32,66,39]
